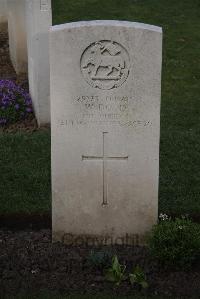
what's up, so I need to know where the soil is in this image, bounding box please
[0,229,200,298]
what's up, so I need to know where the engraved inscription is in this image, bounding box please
[82,132,128,206]
[59,118,151,128]
[40,0,49,11]
[80,41,130,90]
[75,95,129,114]
[58,94,152,128]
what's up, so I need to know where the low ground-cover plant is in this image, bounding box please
[148,216,200,269]
[0,79,33,126]
[105,255,148,289]
[105,255,127,286]
[129,265,148,289]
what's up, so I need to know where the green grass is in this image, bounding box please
[0,130,51,214]
[1,0,200,215]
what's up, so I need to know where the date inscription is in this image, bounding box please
[58,95,152,128]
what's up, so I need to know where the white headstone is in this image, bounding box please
[50,21,162,245]
[7,0,27,74]
[26,0,52,125]
[0,0,7,25]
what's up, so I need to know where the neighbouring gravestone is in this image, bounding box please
[0,0,7,26]
[7,0,27,74]
[50,21,162,246]
[26,0,52,125]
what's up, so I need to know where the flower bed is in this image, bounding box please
[0,80,33,126]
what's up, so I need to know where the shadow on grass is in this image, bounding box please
[6,293,180,299]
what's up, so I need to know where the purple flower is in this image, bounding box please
[26,107,32,113]
[0,79,33,125]
[15,104,20,110]
[0,118,7,125]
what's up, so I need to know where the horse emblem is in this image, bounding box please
[80,40,130,90]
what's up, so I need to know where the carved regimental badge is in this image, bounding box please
[80,40,130,90]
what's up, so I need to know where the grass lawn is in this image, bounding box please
[0,0,200,216]
[0,131,51,214]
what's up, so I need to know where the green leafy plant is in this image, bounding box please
[129,265,148,289]
[87,249,112,270]
[105,255,126,286]
[148,217,200,269]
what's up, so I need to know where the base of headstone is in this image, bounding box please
[53,232,148,247]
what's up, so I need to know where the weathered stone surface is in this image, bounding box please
[7,0,27,74]
[0,0,7,25]
[26,0,52,125]
[50,20,162,245]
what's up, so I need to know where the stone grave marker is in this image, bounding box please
[50,21,162,245]
[7,0,27,74]
[26,0,52,125]
[0,0,7,26]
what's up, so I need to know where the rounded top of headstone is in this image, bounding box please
[51,20,162,33]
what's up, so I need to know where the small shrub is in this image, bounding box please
[87,249,112,270]
[129,265,148,289]
[105,255,126,286]
[0,79,33,126]
[148,217,200,269]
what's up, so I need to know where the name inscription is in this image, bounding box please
[58,95,152,128]
[40,0,49,11]
[76,95,129,113]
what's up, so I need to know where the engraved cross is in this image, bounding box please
[82,132,128,206]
